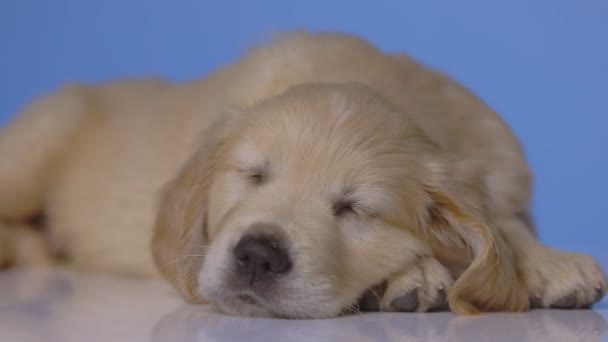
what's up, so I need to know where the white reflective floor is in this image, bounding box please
[0,269,606,342]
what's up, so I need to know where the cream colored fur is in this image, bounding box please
[0,32,605,318]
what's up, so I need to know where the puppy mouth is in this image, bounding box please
[217,292,286,318]
[226,290,270,309]
[237,294,259,305]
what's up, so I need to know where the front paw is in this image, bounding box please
[0,223,13,268]
[524,247,607,309]
[359,257,453,312]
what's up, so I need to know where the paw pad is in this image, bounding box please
[390,289,419,312]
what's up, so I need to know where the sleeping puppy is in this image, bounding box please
[0,32,605,318]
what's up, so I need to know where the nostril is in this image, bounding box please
[236,255,249,269]
[271,260,291,274]
[233,233,292,283]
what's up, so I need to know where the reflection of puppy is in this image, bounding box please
[151,304,608,342]
[0,270,179,342]
[0,32,606,318]
[446,310,608,342]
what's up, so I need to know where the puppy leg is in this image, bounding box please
[359,257,454,312]
[497,216,607,309]
[0,84,92,220]
[0,221,52,268]
[0,86,95,271]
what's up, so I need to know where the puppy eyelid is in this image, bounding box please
[249,173,264,185]
[332,201,356,217]
[334,199,378,219]
[238,168,265,185]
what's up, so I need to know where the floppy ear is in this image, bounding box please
[151,113,237,303]
[152,173,208,303]
[421,186,529,314]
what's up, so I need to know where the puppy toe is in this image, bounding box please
[550,292,577,309]
[390,289,419,312]
[529,294,543,309]
[381,257,453,312]
[428,288,449,311]
[596,285,606,301]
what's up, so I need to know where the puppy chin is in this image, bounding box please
[213,295,351,319]
[199,270,354,319]
[200,278,361,319]
[215,298,277,318]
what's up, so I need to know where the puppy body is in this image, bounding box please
[0,32,605,318]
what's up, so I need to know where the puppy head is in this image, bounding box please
[151,83,528,318]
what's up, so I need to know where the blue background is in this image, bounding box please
[1,1,606,259]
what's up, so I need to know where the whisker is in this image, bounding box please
[161,254,208,268]
[366,286,384,312]
[174,266,200,292]
[350,302,361,314]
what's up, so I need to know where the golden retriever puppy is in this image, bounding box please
[0,32,605,318]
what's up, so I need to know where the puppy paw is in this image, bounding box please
[524,247,607,309]
[0,222,13,268]
[359,257,453,312]
[0,222,51,268]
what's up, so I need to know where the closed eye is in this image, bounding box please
[333,199,378,219]
[333,201,356,217]
[239,168,266,186]
[248,173,263,185]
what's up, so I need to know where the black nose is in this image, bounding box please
[233,233,291,285]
